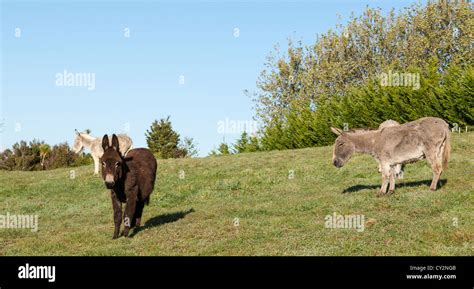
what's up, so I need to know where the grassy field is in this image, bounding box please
[0,133,472,256]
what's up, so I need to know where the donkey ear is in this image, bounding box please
[75,129,80,135]
[102,134,110,150]
[331,127,343,136]
[111,134,120,151]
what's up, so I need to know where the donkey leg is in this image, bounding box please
[377,164,390,197]
[395,164,404,179]
[134,181,153,227]
[111,191,123,239]
[93,155,100,175]
[388,166,396,195]
[123,192,137,237]
[430,158,443,191]
[132,200,145,228]
[426,152,442,190]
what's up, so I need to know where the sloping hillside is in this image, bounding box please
[0,133,472,255]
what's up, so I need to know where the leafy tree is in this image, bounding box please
[0,140,91,171]
[39,144,51,169]
[250,0,473,150]
[180,137,199,158]
[10,140,42,170]
[0,149,14,170]
[44,143,77,169]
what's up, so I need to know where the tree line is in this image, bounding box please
[240,0,473,152]
[0,140,92,171]
[192,1,473,156]
[0,118,198,171]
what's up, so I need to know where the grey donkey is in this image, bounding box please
[331,117,450,196]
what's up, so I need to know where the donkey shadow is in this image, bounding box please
[342,179,447,194]
[130,208,194,237]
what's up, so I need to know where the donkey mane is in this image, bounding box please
[342,129,380,156]
[343,128,374,134]
[78,132,95,141]
[77,132,96,146]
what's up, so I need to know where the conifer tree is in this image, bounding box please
[145,116,180,159]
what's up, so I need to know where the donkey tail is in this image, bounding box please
[442,130,451,170]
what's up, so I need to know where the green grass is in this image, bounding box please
[0,133,473,256]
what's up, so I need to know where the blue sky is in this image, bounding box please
[1,0,421,156]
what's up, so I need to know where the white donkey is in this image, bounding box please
[73,130,133,174]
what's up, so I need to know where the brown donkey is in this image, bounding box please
[331,117,450,196]
[101,134,157,239]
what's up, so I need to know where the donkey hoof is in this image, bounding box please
[430,187,437,191]
[387,190,394,195]
[123,229,130,237]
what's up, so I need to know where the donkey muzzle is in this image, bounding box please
[105,182,115,189]
[105,174,115,188]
